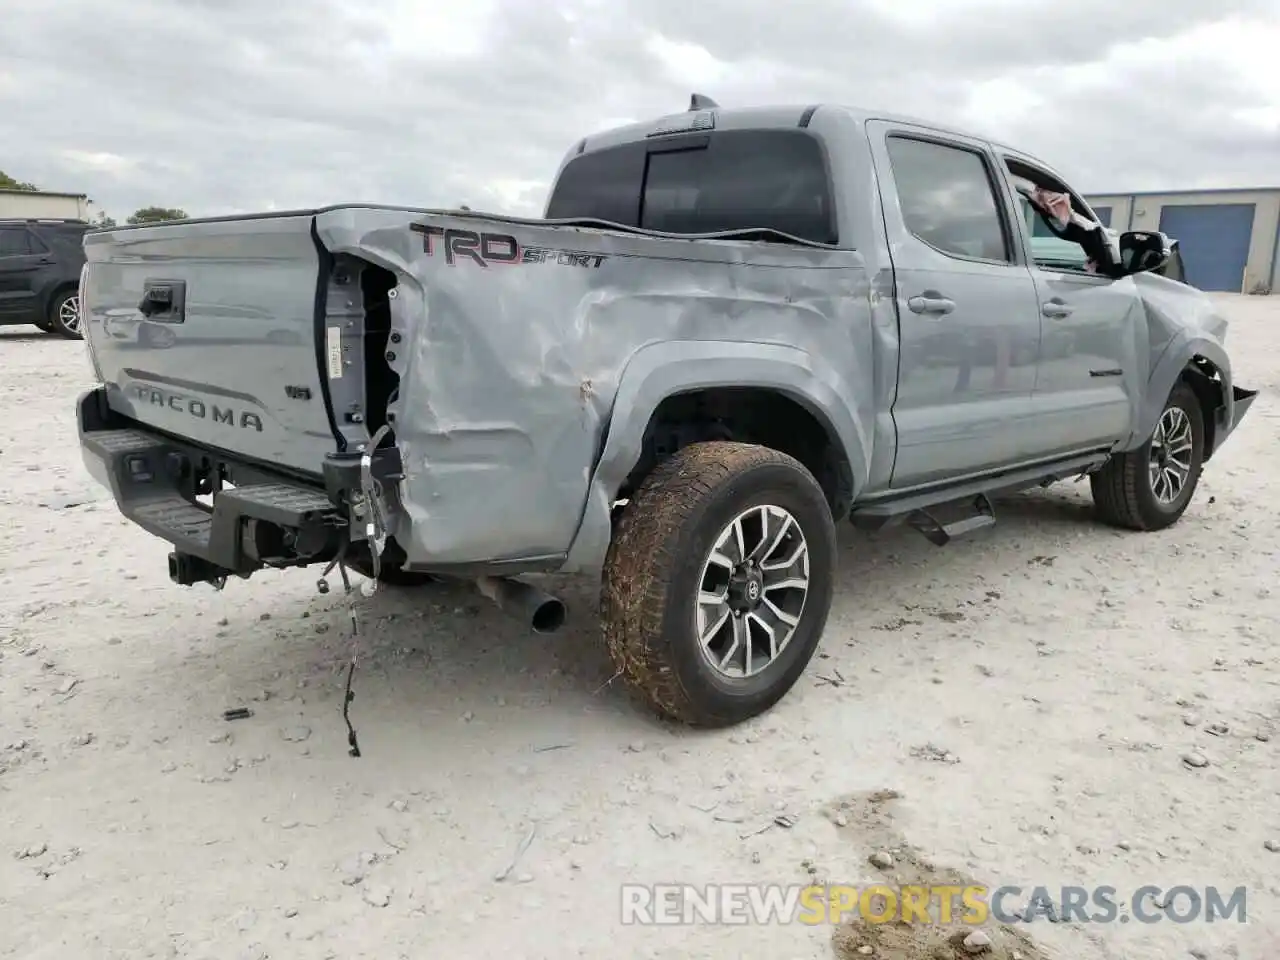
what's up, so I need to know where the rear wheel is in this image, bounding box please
[1091,381,1205,531]
[601,441,837,727]
[48,289,83,339]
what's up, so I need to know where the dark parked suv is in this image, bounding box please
[0,218,90,339]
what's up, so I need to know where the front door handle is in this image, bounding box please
[907,294,956,316]
[1042,299,1073,318]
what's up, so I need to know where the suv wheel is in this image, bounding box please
[49,289,83,339]
[601,441,836,727]
[1091,381,1205,531]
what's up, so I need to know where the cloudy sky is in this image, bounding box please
[2,0,1277,221]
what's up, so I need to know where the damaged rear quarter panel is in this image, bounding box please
[314,207,875,570]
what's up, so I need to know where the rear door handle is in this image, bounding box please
[907,295,955,316]
[1042,299,1073,318]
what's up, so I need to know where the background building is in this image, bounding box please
[1083,187,1279,294]
[0,189,95,222]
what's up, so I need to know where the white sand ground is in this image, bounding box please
[0,294,1276,960]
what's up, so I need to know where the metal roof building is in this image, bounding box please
[0,189,95,222]
[1082,187,1280,294]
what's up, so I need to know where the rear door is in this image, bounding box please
[865,120,1043,488]
[0,225,46,322]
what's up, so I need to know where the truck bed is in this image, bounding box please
[80,206,877,571]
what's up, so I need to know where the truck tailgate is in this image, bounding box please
[81,214,336,476]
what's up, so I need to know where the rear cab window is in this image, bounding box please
[546,129,837,245]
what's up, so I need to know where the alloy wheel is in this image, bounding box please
[59,295,82,334]
[1148,406,1194,504]
[695,504,810,679]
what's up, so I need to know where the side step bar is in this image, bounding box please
[851,452,1109,545]
[906,493,996,547]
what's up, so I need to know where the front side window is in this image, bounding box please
[885,136,1010,262]
[1008,160,1109,275]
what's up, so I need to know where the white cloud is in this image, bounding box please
[643,35,734,88]
[58,150,137,176]
[0,0,1275,220]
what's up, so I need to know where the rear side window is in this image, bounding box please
[886,136,1010,262]
[546,130,836,244]
[0,227,31,256]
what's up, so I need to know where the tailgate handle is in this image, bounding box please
[138,280,185,322]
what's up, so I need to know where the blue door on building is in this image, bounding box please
[1092,206,1112,227]
[1157,203,1256,292]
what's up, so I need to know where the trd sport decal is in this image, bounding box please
[410,223,607,269]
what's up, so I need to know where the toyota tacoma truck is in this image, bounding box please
[76,97,1257,727]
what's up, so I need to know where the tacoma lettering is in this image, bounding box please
[132,384,263,432]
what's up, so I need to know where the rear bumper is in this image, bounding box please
[77,386,348,580]
[1211,384,1258,456]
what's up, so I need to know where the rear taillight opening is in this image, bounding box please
[358,262,400,447]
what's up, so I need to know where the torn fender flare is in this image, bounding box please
[1215,385,1258,455]
[1128,334,1230,452]
[560,339,871,575]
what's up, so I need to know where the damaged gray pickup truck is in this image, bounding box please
[77,97,1257,728]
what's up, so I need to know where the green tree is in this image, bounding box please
[126,206,188,225]
[0,169,39,191]
[93,211,118,229]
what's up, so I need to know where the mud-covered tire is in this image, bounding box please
[346,539,439,587]
[1091,381,1205,531]
[600,441,837,727]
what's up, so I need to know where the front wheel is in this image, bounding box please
[601,441,837,727]
[1091,381,1205,531]
[48,290,83,339]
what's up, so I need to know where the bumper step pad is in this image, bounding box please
[81,428,341,575]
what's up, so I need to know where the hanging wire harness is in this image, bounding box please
[312,424,395,757]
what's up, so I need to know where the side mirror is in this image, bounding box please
[1118,230,1172,276]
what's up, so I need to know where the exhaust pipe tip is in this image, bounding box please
[475,576,568,634]
[529,596,567,634]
